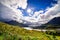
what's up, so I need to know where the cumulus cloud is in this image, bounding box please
[0,0,27,9]
[24,0,60,26]
[0,0,60,27]
[41,0,60,23]
[36,4,60,24]
[33,10,44,18]
[0,0,27,23]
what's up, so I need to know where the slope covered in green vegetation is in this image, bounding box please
[0,22,60,40]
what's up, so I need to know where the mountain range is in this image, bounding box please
[0,17,60,29]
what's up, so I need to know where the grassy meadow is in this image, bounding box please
[0,22,60,40]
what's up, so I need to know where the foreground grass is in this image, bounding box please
[0,22,60,40]
[0,36,3,40]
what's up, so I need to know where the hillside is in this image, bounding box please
[32,17,60,29]
[0,22,60,40]
[47,17,60,25]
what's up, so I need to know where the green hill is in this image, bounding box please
[0,22,60,40]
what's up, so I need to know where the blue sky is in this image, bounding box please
[27,0,57,10]
[18,0,57,16]
[0,0,60,26]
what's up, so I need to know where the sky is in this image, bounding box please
[27,0,57,11]
[18,0,57,16]
[0,0,60,27]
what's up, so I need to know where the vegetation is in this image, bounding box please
[0,22,60,40]
[45,24,60,29]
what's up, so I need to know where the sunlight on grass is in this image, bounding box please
[0,22,60,40]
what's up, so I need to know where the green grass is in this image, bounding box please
[0,35,4,40]
[0,21,60,40]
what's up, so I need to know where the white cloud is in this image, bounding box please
[35,0,60,23]
[0,0,27,9]
[33,10,44,18]
[0,0,60,27]
[0,3,22,22]
[25,0,60,26]
[22,16,37,22]
[0,0,27,23]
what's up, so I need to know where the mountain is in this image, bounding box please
[1,17,60,29]
[44,17,60,29]
[47,17,60,25]
[4,20,29,27]
[32,17,60,29]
